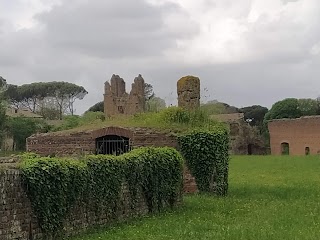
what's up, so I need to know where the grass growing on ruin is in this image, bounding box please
[52,107,226,134]
[71,155,320,240]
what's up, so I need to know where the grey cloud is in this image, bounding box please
[36,0,191,58]
[1,0,320,114]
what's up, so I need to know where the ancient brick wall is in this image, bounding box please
[27,127,178,156]
[268,116,320,155]
[104,74,145,117]
[0,167,156,240]
[26,127,198,194]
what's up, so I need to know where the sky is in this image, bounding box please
[1,0,320,114]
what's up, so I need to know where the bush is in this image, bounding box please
[178,128,229,195]
[20,147,183,237]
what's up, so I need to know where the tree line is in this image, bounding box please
[4,81,88,120]
[0,76,88,151]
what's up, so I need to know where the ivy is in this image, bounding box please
[178,129,229,195]
[20,147,183,237]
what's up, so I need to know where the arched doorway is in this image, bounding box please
[95,135,131,155]
[305,147,310,156]
[281,142,290,155]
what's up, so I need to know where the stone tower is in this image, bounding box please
[104,74,145,117]
[177,76,200,110]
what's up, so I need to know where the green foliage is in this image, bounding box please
[20,154,86,236]
[0,102,6,147]
[240,105,268,127]
[71,155,320,240]
[5,81,88,119]
[297,98,319,116]
[146,96,166,112]
[20,147,183,236]
[200,101,239,115]
[52,107,228,135]
[264,98,302,122]
[179,129,229,195]
[53,112,105,131]
[7,117,50,151]
[87,101,104,112]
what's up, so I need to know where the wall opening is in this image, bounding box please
[248,144,253,155]
[95,135,131,155]
[281,142,290,155]
[305,147,310,155]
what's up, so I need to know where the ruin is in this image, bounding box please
[104,74,145,117]
[268,116,320,155]
[177,76,200,110]
[212,113,267,155]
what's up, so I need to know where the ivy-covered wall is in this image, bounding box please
[0,147,183,240]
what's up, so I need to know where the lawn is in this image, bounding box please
[70,155,320,240]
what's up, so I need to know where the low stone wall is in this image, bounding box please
[27,127,178,156]
[0,166,173,240]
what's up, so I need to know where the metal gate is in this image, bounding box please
[95,135,131,155]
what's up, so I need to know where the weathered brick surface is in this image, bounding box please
[0,168,170,240]
[268,116,320,155]
[26,127,198,196]
[27,127,178,157]
[104,74,145,117]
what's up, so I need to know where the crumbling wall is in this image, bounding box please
[177,76,200,110]
[104,74,145,117]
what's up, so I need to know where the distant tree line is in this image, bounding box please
[5,81,88,120]
[0,76,88,151]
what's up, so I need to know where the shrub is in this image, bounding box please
[20,147,183,237]
[178,128,229,195]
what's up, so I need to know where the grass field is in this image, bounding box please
[71,155,320,240]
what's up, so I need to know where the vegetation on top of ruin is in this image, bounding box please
[49,107,228,135]
[177,75,200,89]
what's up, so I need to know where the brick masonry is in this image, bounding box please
[268,116,320,155]
[27,127,198,194]
[1,164,176,240]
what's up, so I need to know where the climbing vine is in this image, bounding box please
[20,147,183,237]
[178,128,229,195]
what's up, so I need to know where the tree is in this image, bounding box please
[0,103,6,148]
[297,98,319,116]
[264,98,301,122]
[200,101,239,115]
[240,105,268,126]
[0,77,8,148]
[144,83,155,101]
[146,96,166,112]
[7,117,36,151]
[87,101,104,112]
[5,82,88,119]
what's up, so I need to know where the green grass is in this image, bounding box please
[52,107,226,134]
[70,155,320,240]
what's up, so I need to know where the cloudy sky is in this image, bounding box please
[1,0,320,114]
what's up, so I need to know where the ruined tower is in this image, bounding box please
[177,76,200,110]
[104,74,145,117]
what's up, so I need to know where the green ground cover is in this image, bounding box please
[70,155,320,240]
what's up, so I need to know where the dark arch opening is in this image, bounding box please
[281,142,290,155]
[95,135,131,155]
[305,147,310,155]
